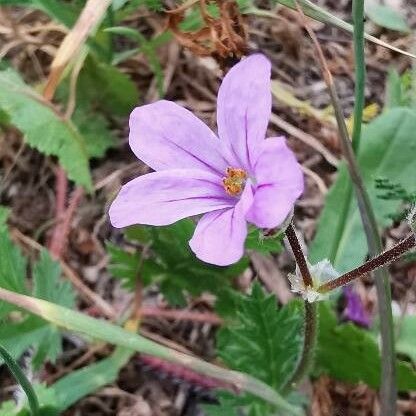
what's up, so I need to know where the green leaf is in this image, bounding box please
[315,302,416,390]
[33,250,75,308]
[0,68,92,190]
[108,220,249,306]
[245,228,284,254]
[366,4,410,33]
[75,58,138,116]
[72,109,115,158]
[0,288,302,415]
[51,347,132,411]
[107,243,141,290]
[0,225,27,318]
[217,284,304,392]
[0,250,76,368]
[310,108,416,272]
[0,343,39,416]
[396,316,416,365]
[0,0,78,27]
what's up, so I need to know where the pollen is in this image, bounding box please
[222,167,247,196]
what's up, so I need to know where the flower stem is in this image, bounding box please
[295,2,397,413]
[284,223,317,391]
[319,234,416,292]
[285,223,312,287]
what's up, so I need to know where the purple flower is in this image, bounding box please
[109,54,304,266]
[343,286,371,328]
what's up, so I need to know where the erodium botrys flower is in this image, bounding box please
[109,54,304,266]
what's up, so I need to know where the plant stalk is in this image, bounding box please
[283,223,318,392]
[319,234,416,292]
[295,1,397,412]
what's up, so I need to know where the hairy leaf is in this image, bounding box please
[0,68,92,190]
[217,284,303,392]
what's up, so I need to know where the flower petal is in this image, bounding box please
[246,137,304,228]
[189,184,253,266]
[217,54,271,172]
[109,169,234,228]
[129,100,229,175]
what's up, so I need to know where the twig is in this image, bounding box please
[142,307,223,325]
[294,2,397,412]
[284,223,317,390]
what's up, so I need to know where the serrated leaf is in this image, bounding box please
[33,250,75,308]
[245,228,284,254]
[72,109,115,158]
[109,220,249,306]
[106,243,141,290]
[310,108,416,272]
[0,68,92,190]
[0,250,75,367]
[0,226,27,318]
[76,58,138,116]
[366,4,410,33]
[315,302,416,390]
[217,284,304,392]
[0,288,302,414]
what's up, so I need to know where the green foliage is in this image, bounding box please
[365,3,410,33]
[245,228,284,254]
[0,348,131,415]
[396,316,416,365]
[217,284,303,391]
[105,26,164,96]
[0,212,76,368]
[0,68,92,190]
[205,285,304,415]
[314,303,416,390]
[74,57,139,117]
[385,70,414,109]
[0,251,76,368]
[0,0,79,27]
[0,343,39,416]
[108,219,249,306]
[310,107,416,272]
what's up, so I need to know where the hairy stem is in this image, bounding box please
[295,2,397,412]
[284,223,317,391]
[319,234,416,292]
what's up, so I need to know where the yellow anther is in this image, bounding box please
[222,167,247,196]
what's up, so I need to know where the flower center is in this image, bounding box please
[222,167,247,196]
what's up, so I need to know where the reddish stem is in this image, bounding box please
[49,186,83,259]
[319,234,416,293]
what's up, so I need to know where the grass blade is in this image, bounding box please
[0,343,39,415]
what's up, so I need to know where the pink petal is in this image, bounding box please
[217,54,271,172]
[109,169,234,228]
[129,100,229,176]
[246,137,304,229]
[189,184,253,266]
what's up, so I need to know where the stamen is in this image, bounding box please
[222,167,247,196]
